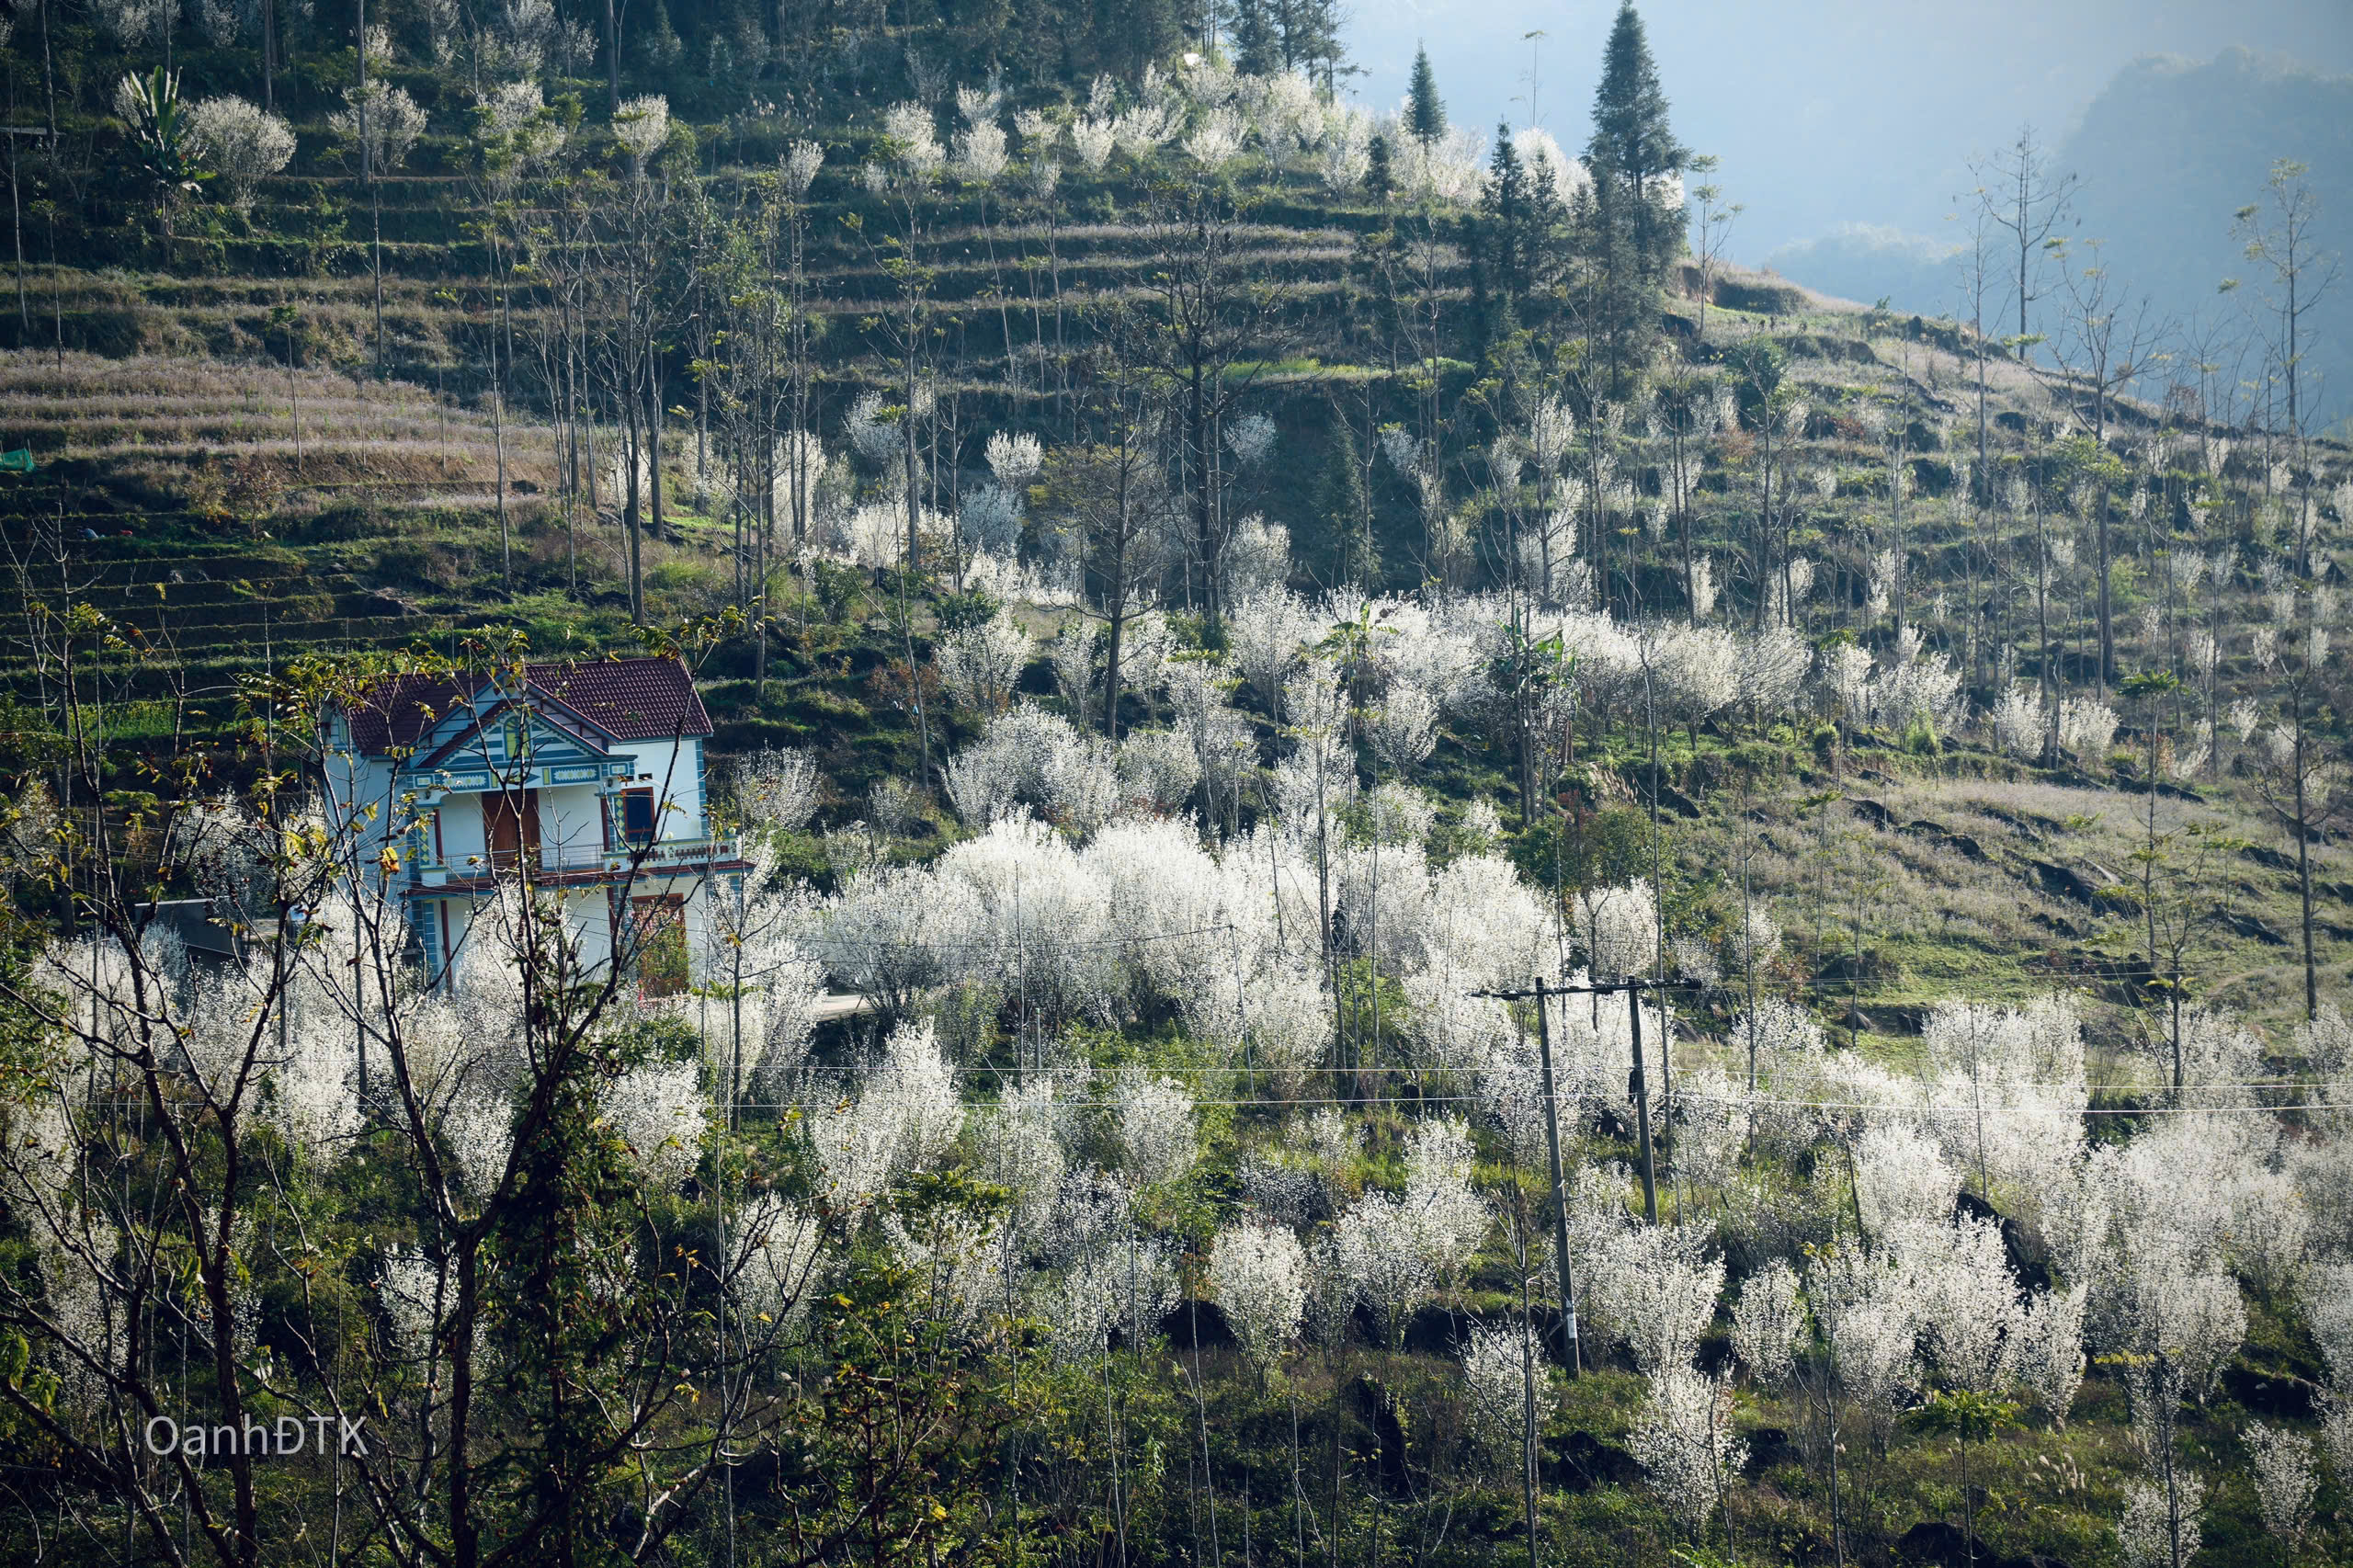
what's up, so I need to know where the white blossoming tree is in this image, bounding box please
[1210,1217,1307,1383]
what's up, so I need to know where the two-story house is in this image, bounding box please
[323,655,745,989]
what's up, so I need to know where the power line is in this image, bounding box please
[714,1092,2316,1118]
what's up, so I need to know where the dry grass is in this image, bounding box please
[0,350,560,496]
[1677,756,2353,1047]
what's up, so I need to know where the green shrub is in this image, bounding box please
[933,587,1000,631]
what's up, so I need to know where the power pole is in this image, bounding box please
[1479,975,1699,1230]
[1532,977,1578,1374]
[1469,976,1583,1371]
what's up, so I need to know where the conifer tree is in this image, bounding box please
[1232,0,1279,78]
[1407,44,1446,150]
[1587,2,1687,235]
[1583,2,1687,392]
[1316,400,1374,586]
[1283,0,1349,91]
[1481,121,1529,311]
[1476,119,1565,326]
[1366,131,1394,200]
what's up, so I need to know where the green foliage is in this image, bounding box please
[933,586,1002,631]
[1730,336,1788,402]
[1314,403,1374,585]
[1407,46,1448,147]
[806,559,865,624]
[1366,131,1395,199]
[1511,804,1654,894]
[116,68,209,206]
[1905,1389,2023,1446]
[1587,4,1689,195]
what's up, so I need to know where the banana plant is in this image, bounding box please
[113,67,207,242]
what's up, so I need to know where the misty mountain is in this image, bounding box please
[1766,48,2353,430]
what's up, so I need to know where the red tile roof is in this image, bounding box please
[339,657,712,756]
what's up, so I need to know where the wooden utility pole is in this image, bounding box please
[1479,975,1700,1239]
[1474,965,1699,1463]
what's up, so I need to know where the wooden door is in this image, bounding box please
[483,790,540,869]
[628,893,688,995]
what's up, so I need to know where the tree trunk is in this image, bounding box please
[604,0,620,112]
[624,393,645,623]
[647,363,665,562]
[2096,492,2111,696]
[1190,364,1216,622]
[2295,708,2317,1019]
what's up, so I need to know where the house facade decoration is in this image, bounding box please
[323,655,745,987]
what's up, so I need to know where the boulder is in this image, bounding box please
[2029,860,2102,905]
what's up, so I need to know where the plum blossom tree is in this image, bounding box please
[1586,1221,1723,1377]
[603,1057,710,1192]
[808,1017,963,1209]
[1629,1365,1745,1538]
[1574,879,1658,978]
[1115,1070,1197,1188]
[1732,1259,1803,1385]
[1228,588,1324,718]
[1402,1116,1488,1289]
[944,704,1118,833]
[731,745,822,834]
[187,96,297,210]
[1209,1217,1307,1382]
[937,618,1032,713]
[2117,1471,2204,1568]
[2245,1423,2315,1553]
[731,1193,826,1336]
[1458,1319,1540,1474]
[1369,681,1438,772]
[1330,1190,1432,1347]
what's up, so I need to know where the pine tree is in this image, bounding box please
[1407,44,1446,150]
[1479,121,1529,312]
[1315,401,1374,586]
[1281,0,1348,91]
[1232,0,1279,78]
[1366,131,1394,200]
[1586,1,1687,272]
[1583,3,1687,392]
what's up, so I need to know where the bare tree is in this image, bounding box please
[2252,628,2342,1021]
[1949,187,2000,500]
[1048,344,1172,739]
[1136,180,1283,626]
[2228,158,2340,446]
[2047,241,2170,690]
[1685,153,1740,341]
[1971,127,2076,351]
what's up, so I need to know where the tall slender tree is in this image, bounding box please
[1407,45,1446,151]
[1583,3,1687,393]
[1972,127,2075,348]
[2230,158,2341,445]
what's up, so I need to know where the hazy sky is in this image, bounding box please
[1342,0,2353,254]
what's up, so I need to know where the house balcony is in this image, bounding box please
[407,835,746,894]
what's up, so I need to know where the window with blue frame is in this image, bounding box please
[619,789,657,846]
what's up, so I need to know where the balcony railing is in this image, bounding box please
[411,835,743,888]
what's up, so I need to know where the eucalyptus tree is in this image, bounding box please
[1044,340,1172,741]
[1135,175,1285,626]
[2230,158,2339,447]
